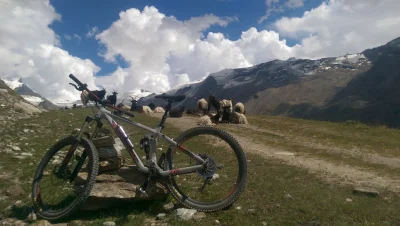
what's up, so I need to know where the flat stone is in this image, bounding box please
[163,203,174,213]
[156,213,166,220]
[192,212,206,220]
[34,220,51,226]
[78,165,168,211]
[353,188,379,197]
[10,146,21,151]
[103,222,116,226]
[175,208,197,221]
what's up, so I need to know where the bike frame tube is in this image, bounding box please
[92,106,206,176]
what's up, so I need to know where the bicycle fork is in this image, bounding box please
[57,116,98,182]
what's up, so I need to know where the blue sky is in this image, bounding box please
[49,0,323,76]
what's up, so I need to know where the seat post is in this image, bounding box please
[158,100,173,128]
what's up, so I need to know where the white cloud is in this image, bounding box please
[259,0,304,24]
[95,6,295,94]
[274,0,400,59]
[0,0,99,102]
[86,26,99,38]
[64,34,72,40]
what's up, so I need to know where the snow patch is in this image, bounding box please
[2,78,23,90]
[21,95,43,106]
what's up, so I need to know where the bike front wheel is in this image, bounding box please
[31,136,99,221]
[166,126,247,211]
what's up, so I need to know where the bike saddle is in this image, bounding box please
[155,94,186,102]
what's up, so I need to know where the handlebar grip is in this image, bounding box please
[124,111,135,117]
[69,74,84,87]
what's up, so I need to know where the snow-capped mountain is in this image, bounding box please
[138,36,400,127]
[117,89,155,106]
[2,78,59,110]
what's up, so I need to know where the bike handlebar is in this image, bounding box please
[68,74,135,118]
[69,74,84,87]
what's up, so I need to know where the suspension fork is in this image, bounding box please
[57,116,94,178]
[69,118,103,182]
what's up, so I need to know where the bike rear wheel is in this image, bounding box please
[31,136,99,220]
[166,126,247,211]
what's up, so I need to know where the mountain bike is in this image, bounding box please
[31,74,247,220]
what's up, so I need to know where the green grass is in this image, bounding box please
[2,109,400,225]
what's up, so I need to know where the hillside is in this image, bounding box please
[2,108,400,225]
[2,78,59,110]
[0,79,43,123]
[138,36,400,127]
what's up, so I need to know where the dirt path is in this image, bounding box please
[151,113,400,193]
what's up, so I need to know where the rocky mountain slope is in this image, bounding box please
[2,78,59,110]
[0,79,43,128]
[138,36,400,127]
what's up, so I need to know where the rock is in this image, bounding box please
[12,220,28,226]
[157,148,162,151]
[97,147,123,172]
[78,165,168,211]
[34,220,51,226]
[93,136,115,148]
[212,174,220,180]
[163,203,174,213]
[262,222,268,226]
[192,212,206,220]
[52,159,61,165]
[248,209,256,214]
[20,152,32,156]
[13,102,42,115]
[353,188,379,197]
[175,208,197,221]
[10,146,21,151]
[23,129,29,133]
[214,220,221,224]
[156,213,166,220]
[235,206,242,210]
[3,149,12,154]
[127,214,136,221]
[12,156,27,160]
[13,200,23,208]
[102,222,116,226]
[0,104,5,107]
[26,212,37,222]
[346,198,353,202]
[67,220,84,226]
[0,218,16,226]
[284,194,293,199]
[5,185,25,197]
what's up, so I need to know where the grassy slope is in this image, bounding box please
[1,108,400,225]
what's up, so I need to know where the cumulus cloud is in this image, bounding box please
[274,0,400,59]
[96,6,292,94]
[0,0,99,102]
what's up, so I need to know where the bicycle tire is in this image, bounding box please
[31,136,99,221]
[165,126,247,211]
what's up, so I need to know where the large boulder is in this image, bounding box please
[75,165,169,211]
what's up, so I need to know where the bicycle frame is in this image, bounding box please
[76,105,206,177]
